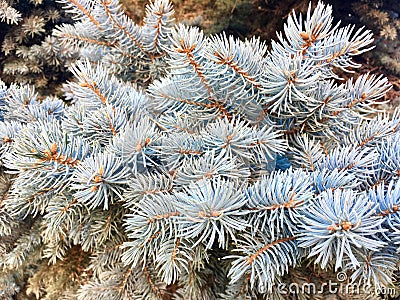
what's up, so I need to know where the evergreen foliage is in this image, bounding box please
[0,0,399,299]
[352,0,400,76]
[0,1,21,25]
[0,0,76,90]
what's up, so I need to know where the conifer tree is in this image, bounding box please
[0,0,399,299]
